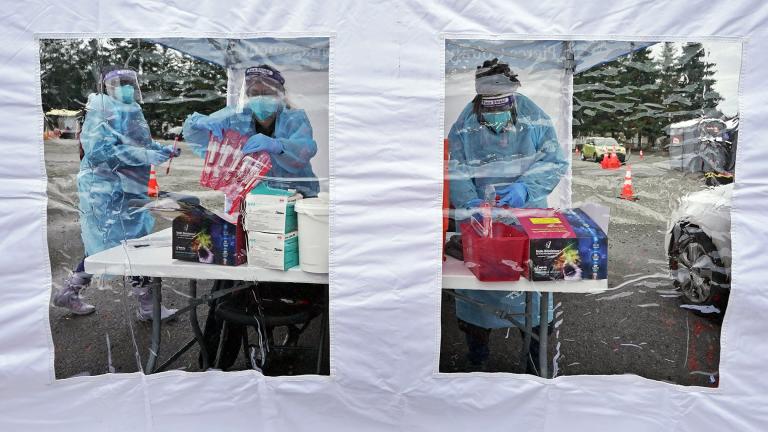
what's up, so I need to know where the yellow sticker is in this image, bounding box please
[530,217,562,224]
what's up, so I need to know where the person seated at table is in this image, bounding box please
[52,66,180,320]
[448,58,567,373]
[182,64,319,198]
[183,64,323,372]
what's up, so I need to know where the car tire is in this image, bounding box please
[580,152,586,161]
[670,224,729,318]
[594,154,600,163]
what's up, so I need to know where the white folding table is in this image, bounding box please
[442,255,607,377]
[85,228,328,373]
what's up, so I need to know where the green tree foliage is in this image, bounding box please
[574,42,724,150]
[673,42,723,120]
[39,38,227,135]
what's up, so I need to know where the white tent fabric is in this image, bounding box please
[1,1,767,431]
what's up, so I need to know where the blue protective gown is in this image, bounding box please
[448,93,568,329]
[78,94,170,256]
[182,106,319,198]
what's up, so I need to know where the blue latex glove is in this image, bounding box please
[496,183,527,208]
[148,149,171,166]
[160,145,182,158]
[243,133,283,155]
[193,116,225,140]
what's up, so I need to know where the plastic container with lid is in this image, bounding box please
[295,192,329,273]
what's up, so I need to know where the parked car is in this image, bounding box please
[163,126,183,140]
[665,184,732,315]
[581,137,626,162]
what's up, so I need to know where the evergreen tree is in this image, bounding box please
[40,38,228,135]
[673,42,723,119]
[621,46,664,149]
[656,42,681,144]
[574,42,723,151]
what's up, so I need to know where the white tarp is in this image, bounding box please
[1,1,767,431]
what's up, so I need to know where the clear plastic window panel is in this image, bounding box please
[41,37,331,378]
[440,39,739,386]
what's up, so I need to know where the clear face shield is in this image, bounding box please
[236,66,285,120]
[478,94,516,133]
[103,69,143,104]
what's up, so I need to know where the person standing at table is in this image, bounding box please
[52,66,180,320]
[448,58,568,373]
[182,64,319,198]
[183,64,322,370]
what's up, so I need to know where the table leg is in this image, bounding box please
[188,279,209,370]
[316,288,329,374]
[520,291,533,371]
[539,291,549,378]
[146,277,162,374]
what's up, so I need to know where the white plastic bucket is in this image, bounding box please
[295,192,329,273]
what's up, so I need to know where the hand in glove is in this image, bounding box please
[148,149,172,166]
[192,116,226,140]
[243,133,284,154]
[495,183,528,208]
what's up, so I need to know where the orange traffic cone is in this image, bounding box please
[610,146,620,168]
[619,165,638,201]
[147,165,159,198]
[575,147,580,156]
[600,154,609,169]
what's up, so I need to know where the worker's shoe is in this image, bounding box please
[52,274,96,316]
[131,278,178,322]
[136,303,178,322]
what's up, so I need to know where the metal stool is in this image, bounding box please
[208,283,327,374]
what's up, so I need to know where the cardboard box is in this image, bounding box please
[172,205,247,266]
[246,231,299,270]
[243,183,299,234]
[512,208,607,281]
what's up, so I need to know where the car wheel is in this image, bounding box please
[594,154,600,163]
[580,152,586,161]
[670,224,729,317]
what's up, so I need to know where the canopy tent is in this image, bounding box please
[44,108,82,138]
[151,37,330,107]
[45,109,82,117]
[445,40,655,74]
[4,2,768,431]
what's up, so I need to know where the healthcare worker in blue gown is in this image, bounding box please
[448,58,568,373]
[52,66,180,319]
[182,64,322,370]
[182,64,319,198]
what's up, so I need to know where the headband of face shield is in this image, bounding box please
[103,68,142,104]
[475,58,521,96]
[236,65,286,118]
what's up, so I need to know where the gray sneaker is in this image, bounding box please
[136,303,178,322]
[52,277,96,315]
[131,279,178,322]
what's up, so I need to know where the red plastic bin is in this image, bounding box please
[459,222,529,281]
